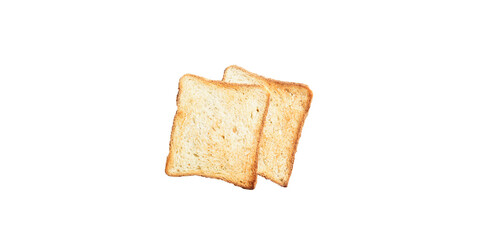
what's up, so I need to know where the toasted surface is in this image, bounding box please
[166,74,270,189]
[223,66,313,187]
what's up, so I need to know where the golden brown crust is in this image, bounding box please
[183,73,266,92]
[165,73,270,190]
[223,65,313,187]
[166,172,256,189]
[223,65,313,93]
[165,79,183,176]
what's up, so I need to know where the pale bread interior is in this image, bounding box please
[166,74,270,189]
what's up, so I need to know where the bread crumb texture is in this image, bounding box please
[166,74,270,189]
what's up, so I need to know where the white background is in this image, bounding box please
[1,0,476,239]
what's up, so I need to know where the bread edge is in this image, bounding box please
[165,73,271,190]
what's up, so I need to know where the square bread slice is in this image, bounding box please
[165,74,270,189]
[223,66,313,187]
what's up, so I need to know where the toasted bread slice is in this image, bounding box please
[223,66,313,187]
[165,74,270,189]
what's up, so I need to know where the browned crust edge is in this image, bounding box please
[223,65,314,187]
[165,73,270,190]
[223,65,313,93]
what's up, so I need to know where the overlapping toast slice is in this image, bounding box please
[166,74,270,189]
[223,66,313,187]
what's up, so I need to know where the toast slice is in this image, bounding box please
[223,66,313,187]
[165,74,270,189]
